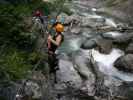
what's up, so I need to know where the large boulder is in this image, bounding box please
[56,50,96,97]
[114,54,133,73]
[56,59,82,87]
[96,38,113,54]
[72,51,96,96]
[113,33,133,44]
[126,40,133,54]
[81,39,97,49]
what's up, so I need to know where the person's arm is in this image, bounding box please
[48,35,62,47]
[47,35,51,49]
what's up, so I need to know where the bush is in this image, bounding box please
[0,0,72,85]
[0,0,52,84]
[0,49,31,83]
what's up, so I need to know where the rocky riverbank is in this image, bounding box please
[2,0,133,100]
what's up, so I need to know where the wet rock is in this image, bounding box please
[96,38,113,54]
[97,0,133,24]
[102,32,122,39]
[81,39,97,49]
[104,77,133,100]
[56,50,96,97]
[114,54,133,73]
[81,17,105,28]
[113,33,133,44]
[56,49,133,100]
[65,14,82,25]
[81,28,93,37]
[72,50,96,96]
[126,40,133,54]
[56,59,82,88]
[70,27,81,35]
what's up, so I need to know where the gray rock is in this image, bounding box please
[126,41,133,54]
[65,14,82,25]
[70,27,81,35]
[114,54,133,73]
[96,0,133,24]
[81,39,97,49]
[113,33,133,43]
[102,32,122,39]
[72,50,96,96]
[15,80,42,100]
[25,81,42,99]
[81,28,93,37]
[81,17,104,28]
[96,38,113,54]
[56,59,82,88]
[56,50,96,97]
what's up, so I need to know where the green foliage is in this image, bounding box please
[0,0,71,85]
[0,49,31,83]
[0,0,52,84]
[0,0,53,48]
[47,0,73,15]
[0,5,33,49]
[0,96,6,100]
[28,51,45,64]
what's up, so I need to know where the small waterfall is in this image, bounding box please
[82,49,133,82]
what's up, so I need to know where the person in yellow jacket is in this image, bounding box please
[47,22,64,75]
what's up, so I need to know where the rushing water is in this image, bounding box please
[56,37,84,54]
[104,31,122,37]
[91,49,133,82]
[58,39,133,82]
[56,6,133,82]
[105,18,117,27]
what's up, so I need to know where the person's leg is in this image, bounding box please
[48,54,58,83]
[48,54,54,73]
[55,59,59,70]
[53,54,59,83]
